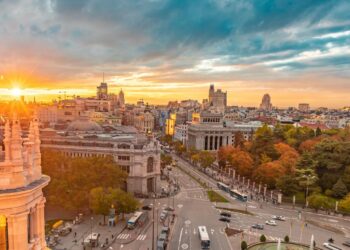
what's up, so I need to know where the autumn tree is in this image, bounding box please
[198,151,215,169]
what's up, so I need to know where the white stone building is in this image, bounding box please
[0,115,50,250]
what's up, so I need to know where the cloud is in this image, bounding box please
[0,0,350,107]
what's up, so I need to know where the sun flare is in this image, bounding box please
[11,88,22,97]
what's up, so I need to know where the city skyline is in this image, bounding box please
[1,0,350,107]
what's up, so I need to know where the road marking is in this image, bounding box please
[193,228,196,235]
[211,229,214,235]
[136,234,147,241]
[177,204,183,209]
[117,234,130,239]
[178,227,184,250]
[181,243,189,249]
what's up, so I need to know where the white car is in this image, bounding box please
[265,220,277,226]
[272,215,286,221]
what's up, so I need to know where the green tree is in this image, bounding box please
[90,187,114,224]
[316,127,322,137]
[161,153,173,168]
[42,151,127,211]
[260,234,266,242]
[308,194,334,211]
[250,124,280,164]
[284,235,290,243]
[332,179,348,198]
[111,188,140,219]
[198,151,215,169]
[276,175,299,195]
[339,194,350,214]
[241,241,248,250]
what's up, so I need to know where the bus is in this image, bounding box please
[127,211,147,229]
[198,226,210,249]
[323,242,343,250]
[229,189,248,202]
[217,182,230,193]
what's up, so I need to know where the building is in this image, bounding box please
[118,89,125,108]
[259,94,273,111]
[187,112,261,151]
[134,109,155,134]
[298,103,310,112]
[208,84,227,110]
[165,113,176,136]
[97,82,108,100]
[174,123,189,144]
[0,115,50,250]
[40,122,161,195]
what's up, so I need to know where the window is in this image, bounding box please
[118,155,130,161]
[147,157,154,173]
[120,165,130,174]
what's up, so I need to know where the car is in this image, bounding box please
[272,215,286,221]
[219,217,230,223]
[164,206,175,212]
[220,212,231,217]
[251,224,264,230]
[343,240,350,247]
[161,226,170,235]
[160,210,168,221]
[265,220,277,226]
[142,205,153,210]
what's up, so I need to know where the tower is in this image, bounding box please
[118,89,125,108]
[0,114,50,250]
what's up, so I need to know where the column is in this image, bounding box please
[0,215,6,250]
[7,211,29,250]
[34,200,46,248]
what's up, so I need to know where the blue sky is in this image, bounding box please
[0,0,350,107]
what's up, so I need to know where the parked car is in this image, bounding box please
[251,224,264,230]
[142,205,153,211]
[164,206,175,212]
[160,210,168,221]
[161,226,170,236]
[265,220,277,226]
[272,215,286,221]
[220,212,231,217]
[58,224,72,236]
[219,217,230,223]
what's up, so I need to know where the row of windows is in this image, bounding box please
[202,118,221,123]
[118,155,130,161]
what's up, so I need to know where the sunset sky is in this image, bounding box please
[0,0,350,107]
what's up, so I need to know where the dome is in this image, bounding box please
[67,120,103,132]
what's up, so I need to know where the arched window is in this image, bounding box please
[147,157,154,173]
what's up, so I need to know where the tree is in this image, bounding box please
[260,234,266,242]
[316,127,322,137]
[111,188,140,219]
[284,235,290,243]
[228,148,254,177]
[308,194,334,211]
[339,194,350,214]
[42,151,128,211]
[332,179,348,198]
[253,161,285,188]
[217,146,235,168]
[234,131,245,148]
[198,151,215,169]
[173,141,186,155]
[161,153,172,168]
[276,175,299,195]
[241,241,248,250]
[250,124,280,164]
[90,187,114,224]
[274,142,299,173]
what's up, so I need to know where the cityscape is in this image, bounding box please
[1,1,350,250]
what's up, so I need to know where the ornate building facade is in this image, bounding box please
[208,84,227,110]
[0,115,50,250]
[259,93,273,111]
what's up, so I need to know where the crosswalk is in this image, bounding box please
[116,233,147,241]
[136,234,147,241]
[117,233,130,240]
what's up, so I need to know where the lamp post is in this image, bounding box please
[303,174,315,207]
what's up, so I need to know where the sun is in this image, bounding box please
[11,88,22,97]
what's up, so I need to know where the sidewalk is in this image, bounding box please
[50,214,128,249]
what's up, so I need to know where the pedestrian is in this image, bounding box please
[74,232,77,238]
[111,234,114,239]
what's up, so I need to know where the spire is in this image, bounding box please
[10,113,23,163]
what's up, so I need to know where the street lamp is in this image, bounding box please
[303,174,315,207]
